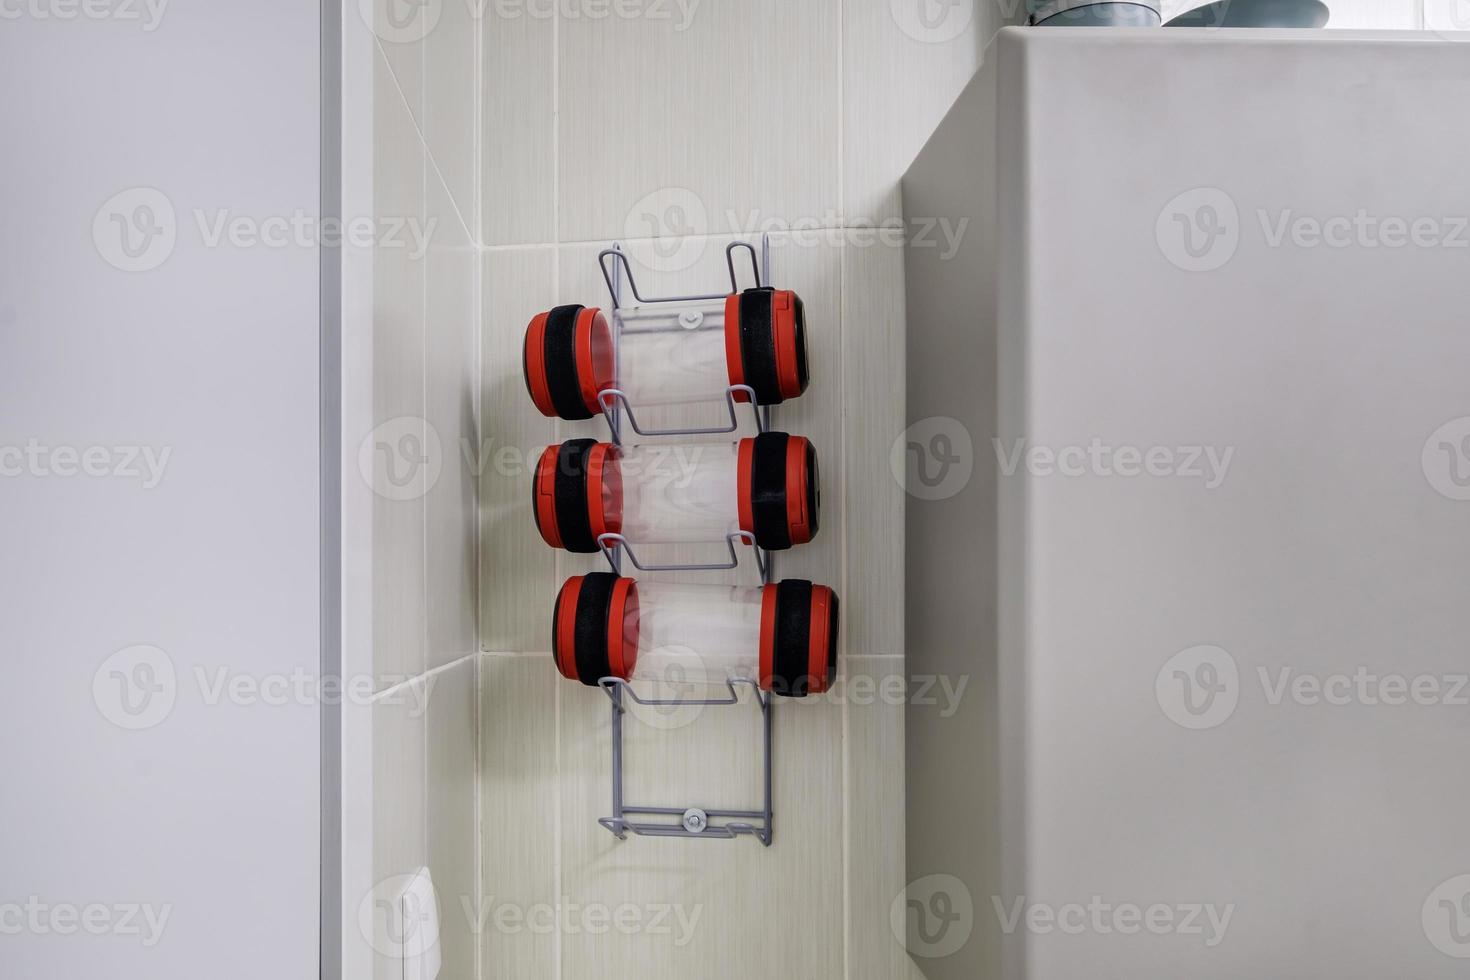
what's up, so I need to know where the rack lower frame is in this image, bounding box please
[596,678,774,847]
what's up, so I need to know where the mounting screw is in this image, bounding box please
[678,310,704,330]
[682,808,708,834]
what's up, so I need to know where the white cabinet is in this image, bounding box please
[903,28,1470,979]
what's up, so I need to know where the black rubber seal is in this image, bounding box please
[790,293,809,393]
[551,580,568,676]
[822,590,839,690]
[544,304,594,420]
[737,288,782,405]
[572,572,618,687]
[802,438,820,541]
[771,579,814,698]
[749,432,792,551]
[530,453,547,541]
[554,439,598,553]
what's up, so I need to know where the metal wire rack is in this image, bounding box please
[592,236,778,845]
[593,237,775,587]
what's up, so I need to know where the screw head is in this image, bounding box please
[681,808,708,834]
[678,310,704,330]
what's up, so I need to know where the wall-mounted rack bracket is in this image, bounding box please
[596,531,768,580]
[596,384,766,439]
[597,677,774,846]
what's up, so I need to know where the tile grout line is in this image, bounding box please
[551,7,564,980]
[420,31,434,895]
[472,13,485,980]
[551,0,561,252]
[475,225,896,252]
[372,651,481,703]
[553,664,564,980]
[836,1,852,975]
[474,652,485,980]
[418,35,432,880]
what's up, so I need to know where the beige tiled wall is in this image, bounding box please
[475,2,997,978]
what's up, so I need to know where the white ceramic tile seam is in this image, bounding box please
[471,0,485,714]
[419,31,430,832]
[840,292,853,980]
[840,679,859,980]
[834,21,849,980]
[836,0,850,956]
[551,1,561,251]
[370,652,478,704]
[473,227,870,254]
[473,0,485,246]
[471,657,484,980]
[553,665,564,980]
[478,242,559,253]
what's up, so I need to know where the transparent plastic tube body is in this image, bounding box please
[628,581,763,686]
[611,442,740,545]
[615,302,730,408]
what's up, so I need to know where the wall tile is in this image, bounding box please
[482,3,556,244]
[1423,0,1468,29]
[423,0,479,242]
[479,248,558,652]
[427,177,481,670]
[843,0,992,225]
[1323,0,1421,26]
[427,659,479,980]
[841,239,905,656]
[372,682,427,980]
[369,0,425,127]
[558,677,845,979]
[557,0,841,244]
[846,657,914,980]
[373,46,429,689]
[480,655,558,979]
